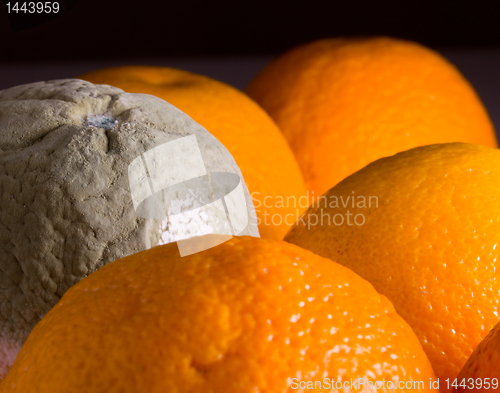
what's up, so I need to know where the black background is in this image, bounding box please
[1,1,500,61]
[1,1,500,135]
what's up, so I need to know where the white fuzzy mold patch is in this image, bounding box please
[0,337,22,379]
[84,114,117,129]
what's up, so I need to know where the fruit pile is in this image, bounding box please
[0,37,498,392]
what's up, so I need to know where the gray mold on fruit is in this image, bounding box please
[0,79,259,375]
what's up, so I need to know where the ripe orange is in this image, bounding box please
[453,321,500,392]
[246,37,497,196]
[1,237,436,392]
[285,143,500,392]
[78,66,307,240]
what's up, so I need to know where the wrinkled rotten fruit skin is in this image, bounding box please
[0,79,259,376]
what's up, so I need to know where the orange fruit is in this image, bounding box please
[453,321,500,392]
[1,236,436,392]
[78,66,307,240]
[246,37,497,196]
[285,142,500,392]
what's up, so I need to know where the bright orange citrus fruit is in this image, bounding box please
[1,236,436,392]
[453,321,500,392]
[78,66,307,240]
[285,142,500,392]
[246,37,497,196]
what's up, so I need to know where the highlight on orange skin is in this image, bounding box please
[285,143,500,392]
[1,237,436,392]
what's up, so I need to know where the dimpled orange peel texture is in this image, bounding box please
[285,143,500,392]
[1,236,436,392]
[246,37,497,196]
[452,321,500,393]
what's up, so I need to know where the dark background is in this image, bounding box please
[0,1,500,134]
[1,1,500,60]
